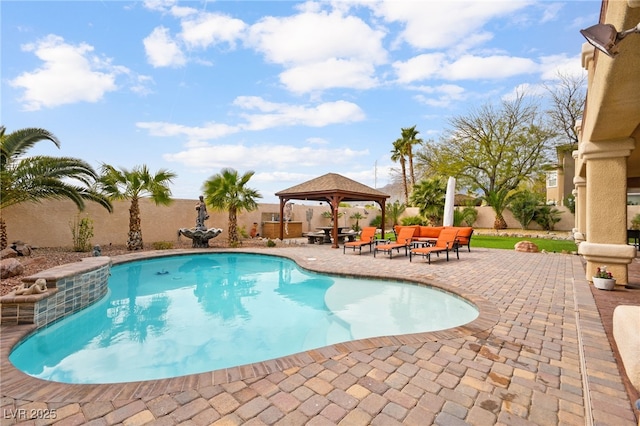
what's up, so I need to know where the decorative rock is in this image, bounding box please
[0,258,24,279]
[514,241,539,253]
[10,241,32,256]
[0,248,18,259]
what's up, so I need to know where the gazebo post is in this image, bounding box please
[278,198,286,240]
[328,195,342,249]
[380,199,386,240]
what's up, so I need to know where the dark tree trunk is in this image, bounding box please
[127,197,143,250]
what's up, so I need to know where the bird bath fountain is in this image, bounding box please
[178,196,222,248]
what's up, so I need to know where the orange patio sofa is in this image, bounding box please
[395,225,474,252]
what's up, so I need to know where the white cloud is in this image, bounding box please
[393,54,446,83]
[279,58,378,93]
[180,12,246,49]
[539,54,586,80]
[374,0,531,50]
[247,10,387,66]
[233,96,366,129]
[412,84,466,108]
[245,7,387,94]
[163,143,368,171]
[393,54,536,83]
[136,121,240,141]
[137,97,365,144]
[502,83,546,101]
[9,35,122,111]
[445,55,536,80]
[540,3,563,24]
[143,26,186,68]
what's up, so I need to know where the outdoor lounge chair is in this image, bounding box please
[453,227,474,252]
[343,227,377,254]
[409,228,459,264]
[374,227,416,258]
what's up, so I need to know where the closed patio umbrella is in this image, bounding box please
[443,177,456,227]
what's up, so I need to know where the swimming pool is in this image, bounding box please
[10,253,478,384]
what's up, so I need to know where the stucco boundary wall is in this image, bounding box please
[0,198,593,248]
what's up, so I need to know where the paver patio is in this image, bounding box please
[1,244,638,425]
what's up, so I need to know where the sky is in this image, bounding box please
[2,0,595,203]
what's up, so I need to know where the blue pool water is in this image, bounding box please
[10,253,478,384]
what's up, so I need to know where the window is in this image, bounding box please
[546,171,557,188]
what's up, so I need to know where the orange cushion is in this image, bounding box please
[446,227,473,243]
[418,226,443,238]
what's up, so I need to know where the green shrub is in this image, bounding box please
[266,239,276,247]
[152,241,174,250]
[401,216,423,226]
[533,205,562,231]
[508,191,541,229]
[459,206,478,227]
[70,214,94,252]
[369,215,382,228]
[563,194,576,214]
[631,213,640,230]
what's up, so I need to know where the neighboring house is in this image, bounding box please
[574,0,640,284]
[546,144,576,206]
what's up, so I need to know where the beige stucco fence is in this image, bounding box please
[0,199,592,249]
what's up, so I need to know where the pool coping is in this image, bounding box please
[0,248,500,403]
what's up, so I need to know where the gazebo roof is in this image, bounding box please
[275,173,390,202]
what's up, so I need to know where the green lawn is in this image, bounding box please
[470,235,578,252]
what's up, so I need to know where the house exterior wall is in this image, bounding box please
[574,0,640,284]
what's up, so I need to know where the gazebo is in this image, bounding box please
[275,173,391,248]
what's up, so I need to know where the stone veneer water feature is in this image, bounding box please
[0,257,111,328]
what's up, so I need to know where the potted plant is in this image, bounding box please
[593,266,616,290]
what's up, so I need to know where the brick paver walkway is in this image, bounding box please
[1,244,638,425]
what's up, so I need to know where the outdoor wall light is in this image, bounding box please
[580,22,640,57]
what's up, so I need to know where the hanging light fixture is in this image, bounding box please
[580,22,640,57]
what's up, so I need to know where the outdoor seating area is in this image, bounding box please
[343,226,376,254]
[409,227,460,264]
[373,226,416,258]
[344,225,474,265]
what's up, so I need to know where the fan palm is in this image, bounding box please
[203,168,262,247]
[391,139,409,205]
[410,177,446,225]
[400,125,422,186]
[98,164,176,250]
[0,126,112,250]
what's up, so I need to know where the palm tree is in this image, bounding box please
[0,126,112,250]
[391,126,423,205]
[391,139,409,205]
[203,168,262,247]
[410,177,446,225]
[400,125,423,187]
[98,164,176,250]
[386,200,406,228]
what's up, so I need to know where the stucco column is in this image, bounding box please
[578,138,636,284]
[573,176,586,241]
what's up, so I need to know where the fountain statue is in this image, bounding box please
[178,195,223,248]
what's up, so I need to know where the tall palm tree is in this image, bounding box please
[391,139,409,205]
[400,125,423,187]
[203,168,262,247]
[0,126,112,250]
[98,164,176,250]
